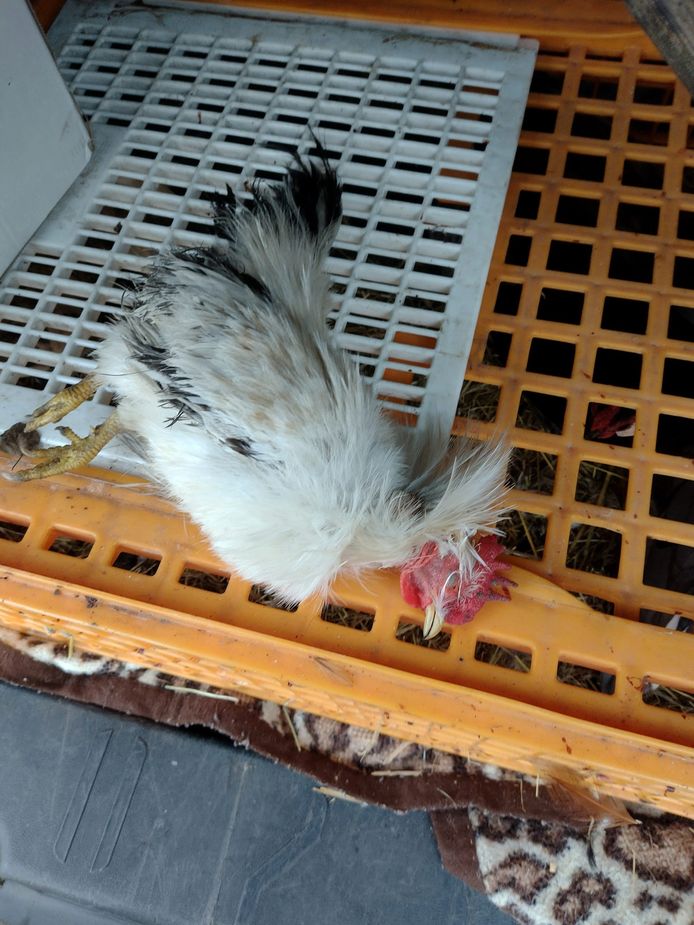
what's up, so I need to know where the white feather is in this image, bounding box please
[95,154,509,603]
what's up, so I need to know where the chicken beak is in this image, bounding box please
[423,603,445,640]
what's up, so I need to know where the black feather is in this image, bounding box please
[236,270,269,299]
[209,141,341,246]
[259,136,342,239]
[173,140,340,295]
[279,144,343,238]
[216,139,342,243]
[211,183,237,241]
[126,335,211,426]
[224,436,256,458]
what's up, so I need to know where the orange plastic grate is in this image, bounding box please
[457,44,694,624]
[1,38,693,818]
[0,463,692,815]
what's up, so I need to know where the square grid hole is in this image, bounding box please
[566,524,622,578]
[575,462,629,510]
[621,158,663,189]
[526,338,575,378]
[457,380,500,421]
[546,239,592,275]
[46,532,94,558]
[677,210,694,241]
[112,549,161,575]
[642,680,694,715]
[650,474,694,524]
[321,603,374,631]
[609,247,654,283]
[475,640,531,672]
[515,189,541,219]
[601,296,649,334]
[615,201,659,235]
[504,510,547,560]
[674,256,694,290]
[564,151,606,182]
[248,584,298,611]
[509,447,557,495]
[513,145,550,175]
[555,194,600,227]
[179,566,230,594]
[668,305,694,341]
[593,349,642,389]
[633,79,674,106]
[656,414,694,457]
[662,357,694,399]
[537,287,584,325]
[505,234,532,266]
[643,538,694,596]
[483,330,512,367]
[584,402,636,446]
[557,660,616,694]
[578,74,618,101]
[493,281,523,316]
[569,589,615,615]
[516,390,566,434]
[571,111,612,140]
[0,517,29,543]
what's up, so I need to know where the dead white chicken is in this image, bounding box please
[2,148,511,636]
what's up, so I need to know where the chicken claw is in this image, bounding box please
[2,412,120,482]
[423,603,445,640]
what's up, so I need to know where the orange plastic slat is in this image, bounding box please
[189,0,659,56]
[0,460,692,816]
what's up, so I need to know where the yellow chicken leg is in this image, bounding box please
[4,413,121,482]
[0,377,121,482]
[23,377,98,432]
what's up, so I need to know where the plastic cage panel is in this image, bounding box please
[0,4,693,819]
[0,3,536,453]
[458,44,694,628]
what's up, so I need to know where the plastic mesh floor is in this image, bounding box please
[0,4,693,818]
[457,44,694,625]
[0,1,535,442]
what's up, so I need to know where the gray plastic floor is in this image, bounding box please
[0,681,514,924]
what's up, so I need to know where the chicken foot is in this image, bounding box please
[22,376,99,432]
[1,377,121,481]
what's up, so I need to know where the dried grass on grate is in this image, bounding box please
[643,682,694,716]
[460,386,627,574]
[459,386,693,712]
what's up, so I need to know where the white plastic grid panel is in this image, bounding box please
[0,2,536,466]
